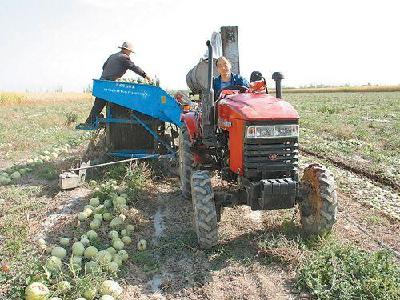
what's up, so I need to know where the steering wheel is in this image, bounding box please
[220,85,248,93]
[216,85,248,99]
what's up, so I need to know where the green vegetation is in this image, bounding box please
[131,250,160,273]
[0,185,45,255]
[366,214,388,225]
[254,218,400,299]
[282,85,400,93]
[0,94,92,161]
[36,163,59,180]
[92,163,149,202]
[0,93,100,299]
[0,185,47,298]
[65,111,79,125]
[286,92,400,185]
[0,161,148,299]
[1,91,399,299]
[296,242,400,299]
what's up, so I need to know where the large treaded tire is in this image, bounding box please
[179,127,194,200]
[299,163,338,234]
[191,170,218,249]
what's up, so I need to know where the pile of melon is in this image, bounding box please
[0,166,32,185]
[27,145,71,166]
[116,77,159,86]
[26,191,148,300]
[25,280,123,300]
[0,145,74,186]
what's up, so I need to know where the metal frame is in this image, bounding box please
[76,104,177,159]
[104,105,176,158]
[76,80,182,159]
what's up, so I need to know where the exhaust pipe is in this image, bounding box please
[272,72,284,99]
[206,40,214,98]
[202,40,215,145]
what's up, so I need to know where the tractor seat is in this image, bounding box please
[250,71,268,94]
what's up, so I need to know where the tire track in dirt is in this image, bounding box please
[124,159,400,299]
[299,155,400,258]
[300,147,400,192]
[334,191,400,259]
[132,178,297,299]
[211,206,296,299]
[30,187,91,243]
[148,191,167,297]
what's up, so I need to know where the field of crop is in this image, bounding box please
[285,92,400,188]
[0,92,92,162]
[0,91,399,299]
[282,85,400,93]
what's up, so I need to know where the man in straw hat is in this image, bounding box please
[84,41,153,125]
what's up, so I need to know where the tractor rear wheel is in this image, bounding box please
[179,127,194,200]
[191,170,218,249]
[299,163,338,234]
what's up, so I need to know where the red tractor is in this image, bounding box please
[180,41,337,249]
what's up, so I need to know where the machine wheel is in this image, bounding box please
[179,127,194,200]
[191,170,218,249]
[299,163,338,234]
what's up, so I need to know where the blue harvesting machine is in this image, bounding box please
[77,79,183,158]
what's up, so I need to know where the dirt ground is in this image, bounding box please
[31,155,399,300]
[2,92,399,299]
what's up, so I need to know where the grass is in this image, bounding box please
[0,185,46,255]
[0,94,110,298]
[282,85,400,93]
[0,249,44,299]
[0,161,149,298]
[0,93,92,162]
[285,92,400,185]
[36,164,59,180]
[131,250,160,273]
[254,218,400,299]
[90,162,150,203]
[0,92,91,106]
[295,241,400,299]
[366,215,387,225]
[0,93,96,299]
[0,185,48,298]
[0,92,27,105]
[1,90,399,298]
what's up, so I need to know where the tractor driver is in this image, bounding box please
[84,41,153,125]
[213,56,249,99]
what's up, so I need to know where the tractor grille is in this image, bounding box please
[244,137,298,180]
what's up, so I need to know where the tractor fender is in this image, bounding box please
[181,112,199,141]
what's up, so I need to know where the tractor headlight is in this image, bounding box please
[246,124,299,139]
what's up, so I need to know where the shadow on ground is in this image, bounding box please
[119,178,311,298]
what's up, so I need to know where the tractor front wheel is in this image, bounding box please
[179,127,194,200]
[299,164,338,234]
[191,170,218,249]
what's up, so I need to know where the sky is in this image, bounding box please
[0,0,399,92]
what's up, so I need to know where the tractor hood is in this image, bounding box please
[218,93,299,121]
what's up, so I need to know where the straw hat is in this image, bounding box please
[119,41,134,53]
